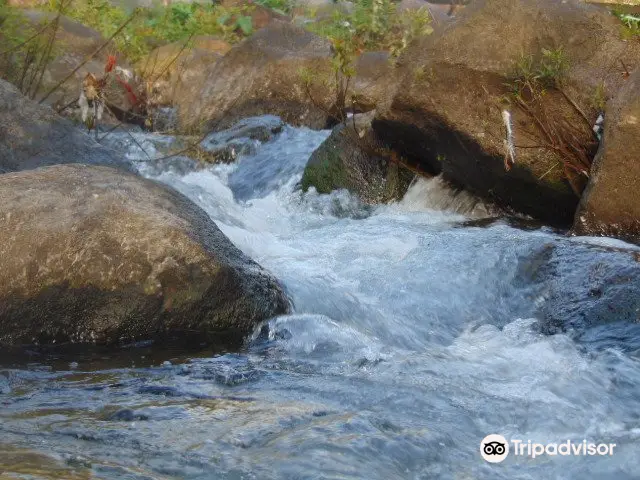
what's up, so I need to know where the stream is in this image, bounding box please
[1,118,640,479]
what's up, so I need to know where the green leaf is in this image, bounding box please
[236,15,253,35]
[217,14,231,26]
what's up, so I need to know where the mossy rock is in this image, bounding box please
[301,117,413,203]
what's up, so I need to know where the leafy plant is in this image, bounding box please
[307,0,432,55]
[255,0,292,15]
[42,0,255,62]
[510,47,569,96]
[506,47,598,195]
[300,32,357,125]
[614,10,640,39]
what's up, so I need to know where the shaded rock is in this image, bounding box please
[573,69,640,245]
[0,164,289,347]
[179,21,335,132]
[0,79,131,173]
[373,0,640,226]
[302,112,413,203]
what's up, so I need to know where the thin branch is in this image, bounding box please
[101,104,152,161]
[29,0,66,100]
[0,17,57,56]
[38,9,139,104]
[558,87,593,132]
[149,33,194,85]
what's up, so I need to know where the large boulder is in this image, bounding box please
[0,164,289,347]
[573,69,640,245]
[178,21,336,132]
[301,112,413,202]
[352,51,398,113]
[141,36,232,125]
[0,79,130,173]
[373,0,640,226]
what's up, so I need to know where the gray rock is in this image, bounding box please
[199,115,285,162]
[0,79,131,173]
[0,164,289,347]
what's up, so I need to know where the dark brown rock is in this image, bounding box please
[0,164,289,347]
[574,69,640,244]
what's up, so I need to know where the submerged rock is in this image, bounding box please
[178,21,335,132]
[574,69,640,245]
[514,240,640,336]
[0,79,130,173]
[373,0,639,226]
[301,112,413,203]
[0,164,289,347]
[199,115,285,163]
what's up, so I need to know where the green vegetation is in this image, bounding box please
[614,11,640,39]
[591,81,606,111]
[307,0,432,55]
[255,0,293,15]
[506,47,597,194]
[0,4,60,99]
[42,0,256,62]
[301,0,432,124]
[510,47,569,96]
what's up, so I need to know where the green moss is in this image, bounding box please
[301,147,347,194]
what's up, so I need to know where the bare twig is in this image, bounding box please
[558,87,593,132]
[28,0,66,100]
[0,17,57,56]
[38,9,139,104]
[149,33,194,85]
[101,104,152,161]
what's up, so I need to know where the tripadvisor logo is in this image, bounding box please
[480,434,617,463]
[480,434,509,463]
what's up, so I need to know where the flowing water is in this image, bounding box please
[2,119,640,479]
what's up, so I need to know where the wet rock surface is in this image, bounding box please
[515,240,640,338]
[199,115,285,163]
[302,113,413,203]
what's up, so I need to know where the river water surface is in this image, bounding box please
[1,119,640,479]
